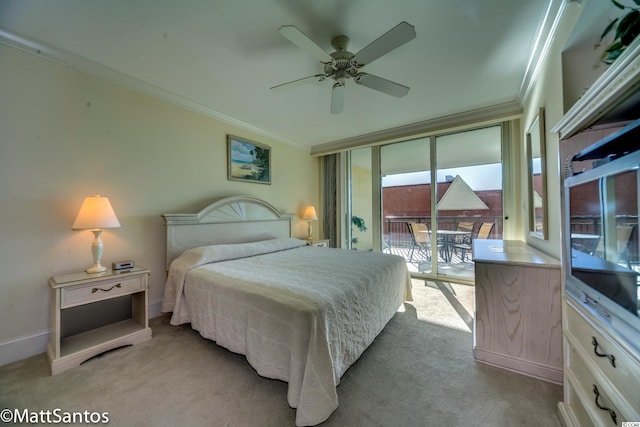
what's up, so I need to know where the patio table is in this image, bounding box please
[416,229,472,263]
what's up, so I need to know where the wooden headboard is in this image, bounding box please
[161,196,293,270]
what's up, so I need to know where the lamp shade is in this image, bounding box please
[72,195,121,230]
[303,205,318,221]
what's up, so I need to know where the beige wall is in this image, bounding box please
[521,3,583,259]
[0,45,319,364]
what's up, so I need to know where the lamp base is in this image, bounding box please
[87,229,107,274]
[86,264,107,274]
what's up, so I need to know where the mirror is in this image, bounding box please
[526,107,548,239]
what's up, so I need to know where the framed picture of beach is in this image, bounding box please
[227,135,271,184]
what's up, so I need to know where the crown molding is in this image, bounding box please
[517,0,568,104]
[0,28,308,151]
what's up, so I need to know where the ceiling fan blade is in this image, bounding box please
[330,82,345,114]
[279,25,333,63]
[355,73,410,98]
[353,21,416,66]
[270,74,326,91]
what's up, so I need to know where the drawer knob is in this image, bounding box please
[91,283,122,293]
[591,336,616,367]
[592,384,617,426]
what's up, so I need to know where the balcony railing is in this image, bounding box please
[569,215,639,266]
[383,215,504,249]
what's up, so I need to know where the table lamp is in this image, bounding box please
[302,205,318,239]
[72,195,121,273]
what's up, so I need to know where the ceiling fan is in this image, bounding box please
[270,21,416,114]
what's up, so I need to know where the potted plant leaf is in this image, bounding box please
[351,215,367,246]
[600,0,640,64]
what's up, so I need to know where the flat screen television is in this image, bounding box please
[564,139,640,349]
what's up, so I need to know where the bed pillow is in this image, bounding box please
[178,237,308,268]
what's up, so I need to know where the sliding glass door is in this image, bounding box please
[378,125,503,283]
[380,138,431,270]
[433,126,503,281]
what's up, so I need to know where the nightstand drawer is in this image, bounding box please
[61,275,145,309]
[566,302,640,414]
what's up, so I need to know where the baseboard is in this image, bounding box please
[474,348,563,385]
[557,402,576,427]
[148,298,163,319]
[0,329,49,367]
[1,301,165,367]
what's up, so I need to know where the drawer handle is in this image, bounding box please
[591,336,616,367]
[91,283,122,293]
[592,384,617,426]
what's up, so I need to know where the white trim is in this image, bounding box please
[0,329,49,367]
[552,36,640,138]
[517,0,568,104]
[148,299,164,320]
[0,28,308,152]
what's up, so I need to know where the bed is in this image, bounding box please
[161,196,412,426]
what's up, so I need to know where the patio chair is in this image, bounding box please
[452,221,474,262]
[407,222,434,262]
[477,222,495,240]
[593,223,636,268]
[617,224,636,268]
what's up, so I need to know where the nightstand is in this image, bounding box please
[307,238,330,247]
[47,267,152,375]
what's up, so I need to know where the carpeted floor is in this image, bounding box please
[0,280,562,426]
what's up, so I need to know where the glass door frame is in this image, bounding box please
[426,122,513,283]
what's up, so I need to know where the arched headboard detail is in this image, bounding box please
[162,196,293,270]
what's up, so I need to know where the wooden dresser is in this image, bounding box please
[561,293,640,426]
[473,239,562,384]
[551,20,640,425]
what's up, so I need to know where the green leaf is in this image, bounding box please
[605,41,625,52]
[351,216,367,232]
[617,10,640,33]
[608,49,624,61]
[601,44,625,64]
[612,0,626,9]
[618,11,640,44]
[600,17,619,41]
[633,0,640,6]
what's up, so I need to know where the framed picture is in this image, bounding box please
[227,135,271,184]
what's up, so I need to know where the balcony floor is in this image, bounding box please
[384,244,476,282]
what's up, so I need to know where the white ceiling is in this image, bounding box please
[0,0,561,151]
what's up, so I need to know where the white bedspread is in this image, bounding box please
[162,238,412,426]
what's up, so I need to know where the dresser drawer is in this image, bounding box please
[569,346,628,426]
[566,302,640,416]
[61,275,145,309]
[566,381,595,427]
